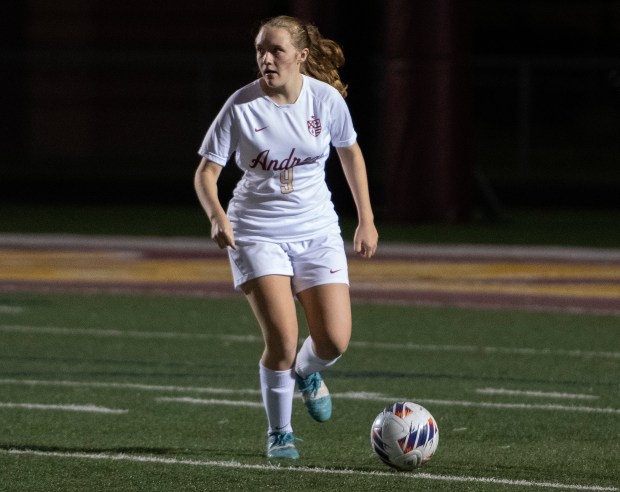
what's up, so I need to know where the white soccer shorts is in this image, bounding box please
[227,230,349,294]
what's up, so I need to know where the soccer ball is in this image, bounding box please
[370,401,439,471]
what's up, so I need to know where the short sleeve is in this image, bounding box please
[198,95,239,166]
[329,92,357,148]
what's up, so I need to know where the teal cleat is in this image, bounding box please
[295,372,332,422]
[267,431,300,459]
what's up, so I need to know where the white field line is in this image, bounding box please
[161,395,620,415]
[1,379,618,415]
[0,402,127,414]
[156,397,263,408]
[0,378,261,395]
[476,388,599,400]
[421,400,620,415]
[2,324,619,360]
[335,392,620,415]
[1,448,616,491]
[349,340,620,360]
[0,305,24,314]
[0,324,262,343]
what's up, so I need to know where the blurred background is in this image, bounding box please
[1,0,619,231]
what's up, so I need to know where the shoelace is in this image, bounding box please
[271,433,302,446]
[298,374,320,396]
[273,433,293,446]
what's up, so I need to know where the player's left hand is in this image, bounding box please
[354,221,378,259]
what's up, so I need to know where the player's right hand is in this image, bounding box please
[211,216,236,249]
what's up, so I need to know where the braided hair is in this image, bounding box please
[258,15,348,98]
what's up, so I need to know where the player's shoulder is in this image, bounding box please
[303,75,344,104]
[225,79,264,108]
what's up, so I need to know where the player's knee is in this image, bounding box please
[317,336,349,360]
[264,338,298,367]
[334,337,350,356]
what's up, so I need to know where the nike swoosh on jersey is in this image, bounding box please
[254,126,268,132]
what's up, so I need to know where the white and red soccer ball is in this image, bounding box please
[370,401,439,471]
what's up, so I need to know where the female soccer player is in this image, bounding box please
[194,15,378,459]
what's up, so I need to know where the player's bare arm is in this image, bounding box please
[336,143,378,258]
[194,158,236,249]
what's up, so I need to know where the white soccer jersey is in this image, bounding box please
[198,75,357,242]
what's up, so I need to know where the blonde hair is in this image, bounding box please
[258,15,348,98]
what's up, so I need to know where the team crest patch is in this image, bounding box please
[307,116,321,137]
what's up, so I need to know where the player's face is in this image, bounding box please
[255,27,307,92]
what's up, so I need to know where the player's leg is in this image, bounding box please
[288,230,351,423]
[242,274,299,370]
[295,283,352,423]
[297,283,352,361]
[242,275,300,459]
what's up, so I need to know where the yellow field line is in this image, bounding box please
[1,249,620,299]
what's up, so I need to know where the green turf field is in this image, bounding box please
[1,292,618,491]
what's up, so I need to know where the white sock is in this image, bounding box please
[294,337,341,378]
[259,362,295,434]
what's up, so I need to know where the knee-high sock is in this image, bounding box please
[259,362,295,434]
[294,337,341,378]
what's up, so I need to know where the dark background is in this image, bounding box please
[1,0,619,226]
